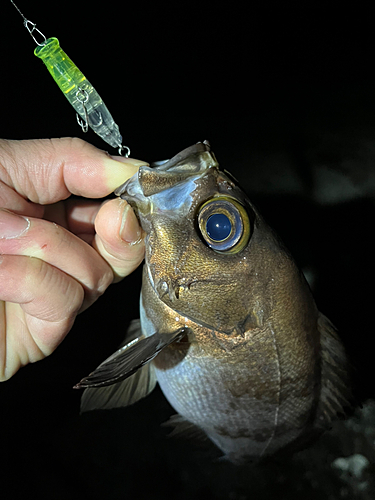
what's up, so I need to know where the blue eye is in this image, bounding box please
[206,214,232,241]
[198,196,251,253]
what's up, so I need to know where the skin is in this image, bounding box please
[0,137,146,382]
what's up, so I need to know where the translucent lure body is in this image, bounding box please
[34,38,122,149]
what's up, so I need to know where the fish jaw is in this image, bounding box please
[115,141,219,226]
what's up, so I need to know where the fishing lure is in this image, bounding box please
[9,0,130,156]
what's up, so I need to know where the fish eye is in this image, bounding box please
[197,196,251,253]
[206,213,232,241]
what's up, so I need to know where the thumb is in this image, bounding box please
[93,198,145,282]
[0,138,148,205]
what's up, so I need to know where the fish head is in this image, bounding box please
[116,141,315,338]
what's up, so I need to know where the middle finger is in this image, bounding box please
[0,209,113,309]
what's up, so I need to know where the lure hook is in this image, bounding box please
[76,88,89,133]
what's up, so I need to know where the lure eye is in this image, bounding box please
[198,196,250,253]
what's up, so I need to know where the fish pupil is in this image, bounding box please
[206,214,231,241]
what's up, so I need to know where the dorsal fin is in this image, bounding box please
[315,313,352,428]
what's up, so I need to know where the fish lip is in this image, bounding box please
[114,141,216,199]
[148,140,212,172]
[114,178,131,197]
[114,168,147,208]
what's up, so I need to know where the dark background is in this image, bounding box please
[1,2,374,499]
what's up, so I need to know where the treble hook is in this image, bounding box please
[76,88,89,133]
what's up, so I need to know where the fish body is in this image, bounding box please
[77,142,349,463]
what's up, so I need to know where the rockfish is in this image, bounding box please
[75,141,350,463]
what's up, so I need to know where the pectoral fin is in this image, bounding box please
[74,327,188,389]
[80,364,157,412]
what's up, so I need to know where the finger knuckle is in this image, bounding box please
[95,267,114,295]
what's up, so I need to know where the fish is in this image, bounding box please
[75,141,350,463]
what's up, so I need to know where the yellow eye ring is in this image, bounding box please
[197,196,250,253]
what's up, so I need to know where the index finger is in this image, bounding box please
[0,138,148,205]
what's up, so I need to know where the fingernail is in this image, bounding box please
[103,157,149,192]
[0,209,30,239]
[110,155,149,166]
[120,203,142,244]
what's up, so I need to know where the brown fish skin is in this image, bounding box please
[78,142,349,463]
[135,148,322,461]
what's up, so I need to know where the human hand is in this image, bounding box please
[0,138,147,381]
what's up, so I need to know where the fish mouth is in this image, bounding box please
[114,141,218,202]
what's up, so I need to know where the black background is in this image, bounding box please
[1,2,375,499]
